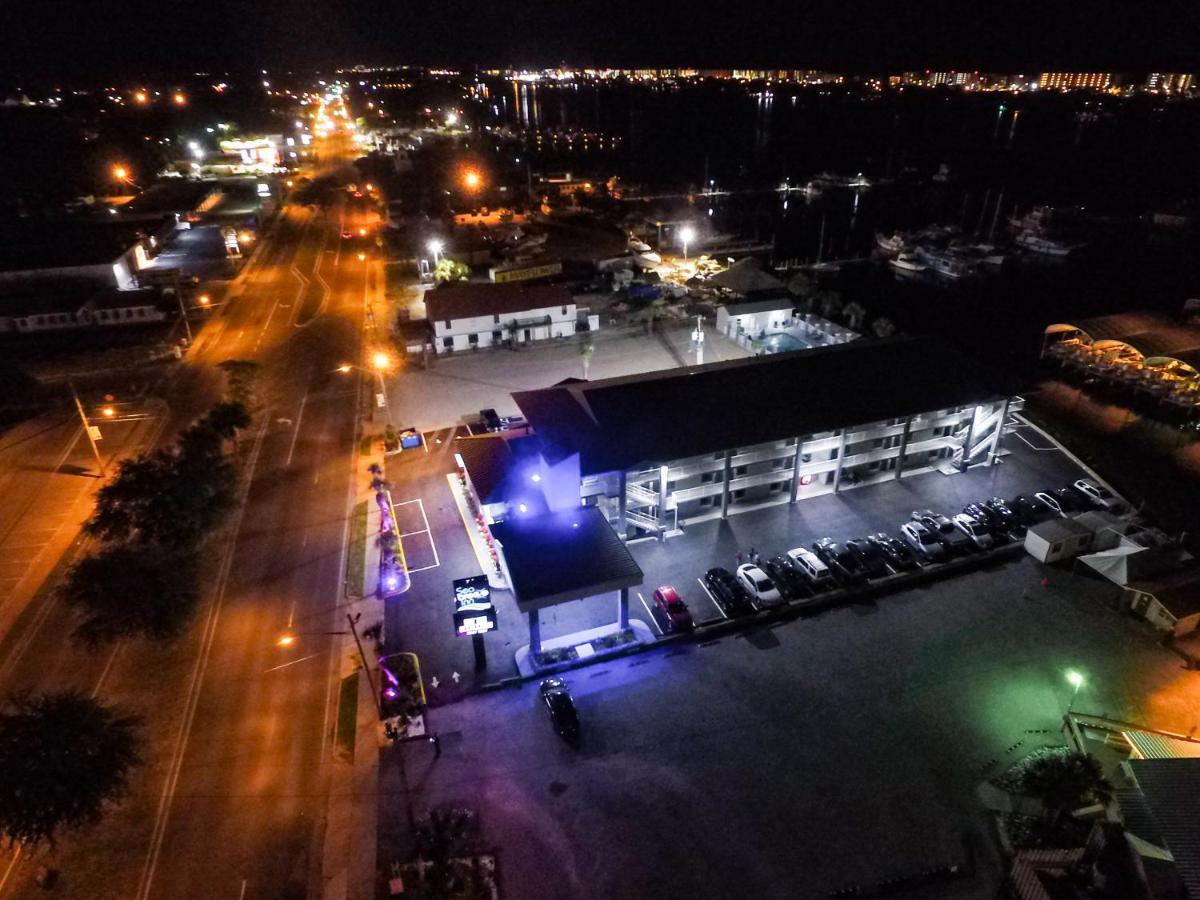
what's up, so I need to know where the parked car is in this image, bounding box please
[912,509,973,554]
[1052,487,1084,513]
[983,498,1026,538]
[812,538,868,586]
[900,521,946,562]
[1010,494,1053,525]
[764,556,812,600]
[952,513,994,550]
[736,564,784,609]
[703,567,755,616]
[966,500,1017,540]
[1034,490,1073,517]
[845,538,891,578]
[539,677,579,742]
[785,547,835,590]
[1071,478,1120,511]
[865,532,919,571]
[651,585,694,632]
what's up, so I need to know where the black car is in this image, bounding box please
[865,532,919,571]
[845,539,890,579]
[1051,487,1083,513]
[964,502,1012,542]
[1011,494,1053,525]
[763,556,812,600]
[982,497,1027,537]
[703,567,755,616]
[812,538,868,586]
[539,677,579,743]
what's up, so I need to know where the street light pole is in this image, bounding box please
[173,274,193,344]
[347,612,382,717]
[69,380,106,476]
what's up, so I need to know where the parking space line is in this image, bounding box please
[390,496,440,572]
[414,497,439,568]
[636,592,662,636]
[406,563,440,574]
[695,578,729,619]
[1011,427,1058,452]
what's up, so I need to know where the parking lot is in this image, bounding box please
[377,546,1195,899]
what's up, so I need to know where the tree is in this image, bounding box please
[871,316,898,339]
[414,807,489,900]
[1021,751,1113,828]
[217,360,260,407]
[0,692,141,847]
[433,258,469,283]
[59,545,200,644]
[579,341,595,379]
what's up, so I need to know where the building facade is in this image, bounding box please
[424,282,594,353]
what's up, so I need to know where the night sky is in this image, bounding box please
[1,1,1198,82]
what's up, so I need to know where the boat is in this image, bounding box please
[889,253,926,273]
[875,232,909,256]
[627,236,652,253]
[1014,231,1082,257]
[914,246,973,279]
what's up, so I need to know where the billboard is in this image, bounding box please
[452,575,497,636]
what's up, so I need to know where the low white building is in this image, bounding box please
[425,282,596,353]
[1024,517,1094,563]
[715,298,795,340]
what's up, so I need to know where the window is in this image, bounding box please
[468,333,479,346]
[735,466,747,476]
[701,472,715,483]
[774,457,788,469]
[442,337,453,350]
[494,313,501,324]
[444,320,452,329]
[699,496,714,507]
[492,330,502,342]
[732,489,746,500]
[561,305,568,315]
[768,481,784,494]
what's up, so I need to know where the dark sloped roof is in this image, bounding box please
[720,297,796,316]
[491,506,643,611]
[514,335,1018,475]
[425,282,572,322]
[1128,758,1200,897]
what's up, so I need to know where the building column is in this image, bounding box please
[987,398,1010,465]
[617,470,628,540]
[658,464,669,542]
[789,436,805,502]
[617,587,630,629]
[832,429,848,493]
[528,610,541,656]
[894,416,913,481]
[957,407,977,473]
[720,451,733,518]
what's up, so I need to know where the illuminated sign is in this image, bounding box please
[453,575,497,636]
[490,261,563,283]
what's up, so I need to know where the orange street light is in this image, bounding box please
[358,227,367,237]
[113,165,129,182]
[197,294,211,306]
[357,252,366,262]
[372,352,392,371]
[276,631,297,648]
[462,168,482,191]
[337,364,353,374]
[101,406,116,418]
[173,92,186,106]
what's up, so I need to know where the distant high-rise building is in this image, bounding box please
[1145,73,1194,93]
[1038,72,1112,91]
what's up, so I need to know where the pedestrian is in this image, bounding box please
[750,547,759,566]
[735,550,744,566]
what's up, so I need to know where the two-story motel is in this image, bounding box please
[455,335,1023,541]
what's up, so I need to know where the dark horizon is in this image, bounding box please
[1,1,1198,84]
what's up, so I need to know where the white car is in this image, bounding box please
[785,547,833,588]
[1034,491,1068,517]
[951,513,994,550]
[1073,478,1119,511]
[736,564,783,607]
[900,521,946,561]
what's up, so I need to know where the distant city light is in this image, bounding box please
[446,111,459,126]
[462,168,482,191]
[134,90,148,104]
[173,92,186,106]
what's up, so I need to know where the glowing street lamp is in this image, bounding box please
[112,165,129,182]
[1066,669,1085,711]
[276,631,297,648]
[134,90,148,105]
[101,406,116,418]
[679,225,696,260]
[372,352,392,372]
[197,294,211,307]
[462,168,482,192]
[173,92,187,106]
[427,239,443,263]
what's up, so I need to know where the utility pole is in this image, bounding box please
[69,380,105,476]
[172,271,193,344]
[347,612,381,717]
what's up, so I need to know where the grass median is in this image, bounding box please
[346,500,368,599]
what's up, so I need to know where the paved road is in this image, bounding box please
[0,118,372,898]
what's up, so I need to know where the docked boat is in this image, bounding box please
[875,232,909,256]
[889,252,926,273]
[1014,231,1082,257]
[914,246,973,279]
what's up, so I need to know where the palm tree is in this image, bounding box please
[1021,751,1113,829]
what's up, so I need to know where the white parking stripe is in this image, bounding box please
[637,592,662,636]
[695,577,729,619]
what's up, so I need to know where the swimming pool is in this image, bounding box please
[761,332,813,354]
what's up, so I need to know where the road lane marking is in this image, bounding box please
[696,577,729,619]
[637,592,662,635]
[90,644,122,698]
[285,391,309,467]
[0,849,21,894]
[136,414,271,900]
[264,652,322,674]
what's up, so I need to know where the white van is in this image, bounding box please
[786,547,833,588]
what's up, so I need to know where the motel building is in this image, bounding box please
[452,336,1022,662]
[424,282,599,353]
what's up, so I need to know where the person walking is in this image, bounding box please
[749,547,759,566]
[735,550,744,566]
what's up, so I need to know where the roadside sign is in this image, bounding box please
[87,426,102,442]
[452,575,497,636]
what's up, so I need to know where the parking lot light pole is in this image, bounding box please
[69,380,106,476]
[1065,670,1084,712]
